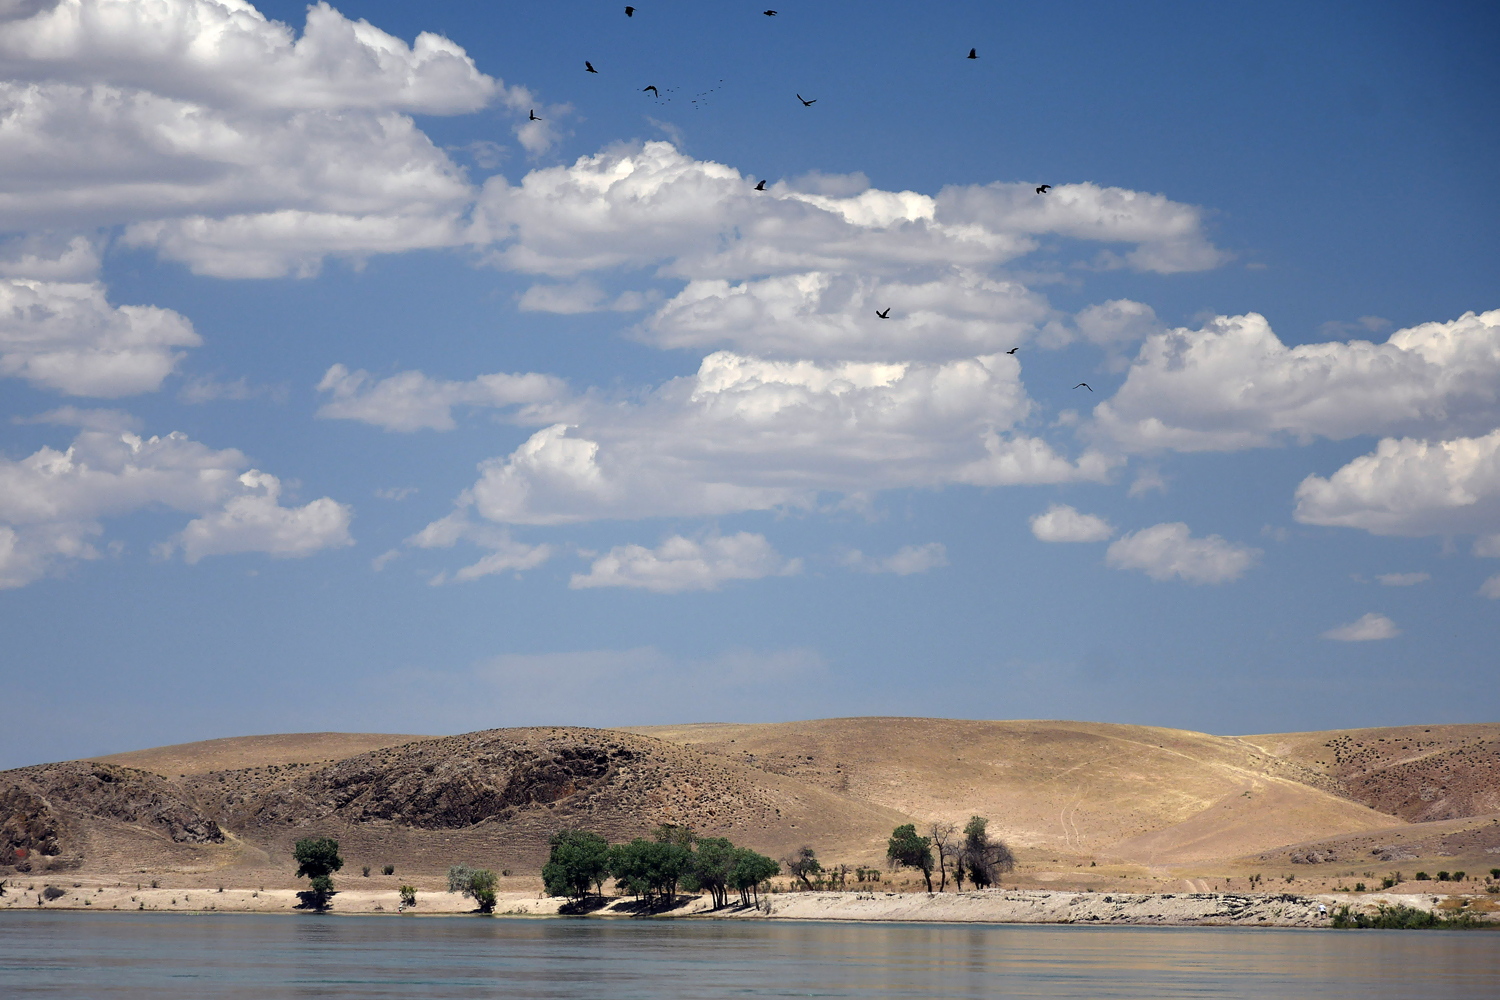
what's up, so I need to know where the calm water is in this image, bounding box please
[2,912,1496,999]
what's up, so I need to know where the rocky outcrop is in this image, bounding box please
[0,762,223,855]
[1,784,63,865]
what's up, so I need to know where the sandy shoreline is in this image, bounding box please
[6,885,1494,928]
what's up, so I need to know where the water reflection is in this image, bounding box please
[1,911,1494,998]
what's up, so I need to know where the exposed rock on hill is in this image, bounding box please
[0,762,222,867]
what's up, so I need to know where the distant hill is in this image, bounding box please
[3,719,1498,891]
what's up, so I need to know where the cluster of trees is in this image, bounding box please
[887,817,1013,892]
[542,826,780,909]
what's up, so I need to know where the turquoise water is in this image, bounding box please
[1,912,1496,998]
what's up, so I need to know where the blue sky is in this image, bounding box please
[1,0,1496,768]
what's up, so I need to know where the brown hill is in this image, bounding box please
[625,718,1404,864]
[1237,723,1500,822]
[4,718,1499,894]
[1,727,907,885]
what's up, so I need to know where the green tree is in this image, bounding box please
[785,845,822,890]
[729,849,780,906]
[962,815,1013,889]
[887,824,934,892]
[693,837,738,909]
[293,837,343,909]
[464,870,498,913]
[542,830,611,901]
[607,838,693,905]
[447,865,475,893]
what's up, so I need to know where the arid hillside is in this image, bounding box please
[627,718,1409,863]
[1237,724,1500,822]
[3,718,1499,896]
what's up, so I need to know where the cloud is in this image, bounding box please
[315,363,567,432]
[1293,429,1500,538]
[0,0,526,276]
[516,279,655,314]
[1375,572,1429,586]
[457,351,1113,525]
[1322,612,1400,642]
[570,532,800,593]
[0,279,199,395]
[1481,575,1500,599]
[1128,465,1168,497]
[177,374,284,404]
[470,142,1226,281]
[1071,299,1163,349]
[1105,522,1260,584]
[639,269,1048,361]
[0,0,500,114]
[0,423,352,587]
[1029,504,1113,542]
[0,233,100,280]
[840,542,947,575]
[403,509,551,583]
[1094,309,1500,452]
[170,470,352,563]
[374,486,417,501]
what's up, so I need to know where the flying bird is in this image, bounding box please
[968,48,978,59]
[585,61,598,73]
[797,93,816,106]
[528,109,541,121]
[1073,382,1093,391]
[875,307,891,319]
[625,5,635,15]
[643,85,659,96]
[755,180,766,191]
[764,9,777,14]
[1005,347,1019,354]
[1036,184,1051,194]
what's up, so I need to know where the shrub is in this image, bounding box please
[361,866,370,877]
[1490,868,1500,880]
[398,885,416,906]
[1354,882,1366,892]
[447,866,475,894]
[382,865,395,876]
[1331,903,1480,930]
[1415,872,1430,881]
[1436,871,1450,882]
[42,886,65,901]
[1452,871,1465,882]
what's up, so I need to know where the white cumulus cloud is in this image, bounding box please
[0,0,522,277]
[1094,309,1500,452]
[0,278,199,395]
[1293,429,1500,538]
[1105,522,1260,584]
[401,509,551,584]
[570,532,801,593]
[1322,612,1401,642]
[0,422,352,587]
[454,351,1112,525]
[1481,575,1500,599]
[1029,503,1114,542]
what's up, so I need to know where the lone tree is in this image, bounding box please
[293,837,343,909]
[542,830,611,901]
[887,824,935,892]
[463,870,499,913]
[962,815,1014,889]
[785,846,823,890]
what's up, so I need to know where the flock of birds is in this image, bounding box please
[548,8,1085,390]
